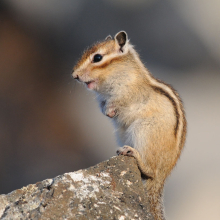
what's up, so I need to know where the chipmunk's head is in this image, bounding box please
[72,31,132,91]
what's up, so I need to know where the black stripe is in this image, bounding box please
[152,86,179,137]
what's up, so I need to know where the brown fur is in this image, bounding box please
[151,85,179,137]
[72,31,187,220]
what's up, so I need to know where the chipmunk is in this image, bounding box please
[72,31,187,220]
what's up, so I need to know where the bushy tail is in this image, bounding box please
[147,179,165,220]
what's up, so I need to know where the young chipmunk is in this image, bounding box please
[72,31,187,220]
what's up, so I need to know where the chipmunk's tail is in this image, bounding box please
[147,179,166,220]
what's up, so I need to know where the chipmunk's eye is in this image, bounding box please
[93,54,103,63]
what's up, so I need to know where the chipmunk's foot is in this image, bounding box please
[117,145,135,157]
[117,145,154,179]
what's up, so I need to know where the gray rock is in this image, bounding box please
[0,156,154,220]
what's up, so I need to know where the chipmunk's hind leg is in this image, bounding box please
[117,145,155,179]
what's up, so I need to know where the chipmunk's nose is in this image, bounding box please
[74,75,80,81]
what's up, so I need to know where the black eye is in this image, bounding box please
[93,54,103,63]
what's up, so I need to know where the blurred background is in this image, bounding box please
[0,0,220,219]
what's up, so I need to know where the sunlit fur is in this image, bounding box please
[72,31,187,220]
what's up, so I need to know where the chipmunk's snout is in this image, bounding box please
[73,75,80,81]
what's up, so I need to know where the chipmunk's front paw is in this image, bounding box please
[100,100,118,118]
[116,145,135,157]
[106,105,117,118]
[104,102,117,118]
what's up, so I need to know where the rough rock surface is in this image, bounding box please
[0,156,154,220]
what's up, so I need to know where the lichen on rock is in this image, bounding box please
[0,156,153,220]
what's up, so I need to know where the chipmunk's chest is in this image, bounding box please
[113,117,149,154]
[117,101,149,124]
[112,102,149,147]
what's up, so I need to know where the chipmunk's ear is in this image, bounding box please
[114,31,128,52]
[105,35,112,41]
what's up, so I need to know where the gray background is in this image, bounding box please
[0,1,220,219]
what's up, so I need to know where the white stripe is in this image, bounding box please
[129,45,184,149]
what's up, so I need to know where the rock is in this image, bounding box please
[0,156,154,220]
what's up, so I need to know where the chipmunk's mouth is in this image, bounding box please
[85,80,96,90]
